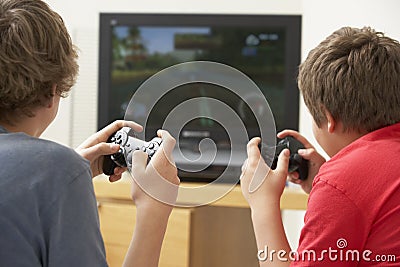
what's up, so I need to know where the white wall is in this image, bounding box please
[40,0,400,251]
[42,0,302,147]
[42,0,400,148]
[299,0,400,151]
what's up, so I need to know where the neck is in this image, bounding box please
[0,118,45,137]
[0,106,53,137]
[1,86,60,137]
[328,129,368,157]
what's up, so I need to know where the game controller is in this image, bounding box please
[102,127,162,175]
[259,136,309,180]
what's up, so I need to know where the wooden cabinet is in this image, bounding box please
[94,175,308,267]
[98,202,191,267]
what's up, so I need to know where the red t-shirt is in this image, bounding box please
[292,123,400,266]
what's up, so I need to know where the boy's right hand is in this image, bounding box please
[122,130,179,267]
[130,130,180,215]
[277,130,326,194]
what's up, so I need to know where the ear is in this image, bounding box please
[324,110,336,133]
[46,84,57,108]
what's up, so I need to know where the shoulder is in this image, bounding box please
[0,132,91,184]
[0,133,93,220]
[311,123,400,219]
[316,123,400,187]
[0,133,105,265]
[36,138,90,176]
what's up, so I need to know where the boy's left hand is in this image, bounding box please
[76,120,143,181]
[240,137,290,211]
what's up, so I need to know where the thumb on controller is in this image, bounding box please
[131,150,148,175]
[276,148,290,174]
[157,130,176,154]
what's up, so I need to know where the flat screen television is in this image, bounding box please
[98,13,301,182]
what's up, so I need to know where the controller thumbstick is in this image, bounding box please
[292,153,303,164]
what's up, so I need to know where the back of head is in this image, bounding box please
[0,0,78,124]
[298,26,400,132]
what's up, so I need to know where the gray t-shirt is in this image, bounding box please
[0,126,107,266]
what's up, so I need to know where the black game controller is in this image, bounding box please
[102,127,162,175]
[259,136,309,180]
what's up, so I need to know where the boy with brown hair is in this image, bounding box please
[241,26,400,266]
[0,0,179,266]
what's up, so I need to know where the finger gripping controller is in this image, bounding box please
[259,136,309,180]
[102,127,162,175]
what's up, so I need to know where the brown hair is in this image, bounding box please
[298,26,400,132]
[0,0,78,123]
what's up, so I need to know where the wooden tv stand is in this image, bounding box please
[93,175,308,267]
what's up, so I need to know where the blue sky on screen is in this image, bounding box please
[114,26,211,54]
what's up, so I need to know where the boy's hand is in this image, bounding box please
[130,130,180,215]
[121,130,179,267]
[240,137,290,211]
[277,130,326,194]
[75,120,143,181]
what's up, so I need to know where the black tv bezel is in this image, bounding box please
[98,13,302,139]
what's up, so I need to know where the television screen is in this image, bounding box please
[98,14,301,182]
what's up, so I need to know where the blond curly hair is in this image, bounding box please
[0,0,78,124]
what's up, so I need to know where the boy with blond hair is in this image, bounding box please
[0,1,179,266]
